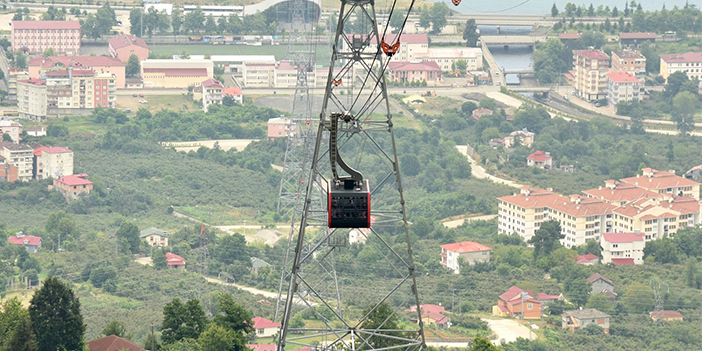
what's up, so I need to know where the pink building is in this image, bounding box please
[267,117,293,139]
[53,173,93,200]
[387,61,442,84]
[11,21,81,55]
[29,56,126,88]
[108,34,150,63]
[0,120,22,143]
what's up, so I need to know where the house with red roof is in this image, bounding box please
[562,308,610,334]
[200,78,224,112]
[223,87,243,105]
[440,241,491,274]
[407,304,451,329]
[108,34,149,63]
[660,52,702,83]
[620,168,700,200]
[252,317,281,337]
[407,304,445,314]
[247,344,276,351]
[86,335,145,351]
[166,252,186,269]
[600,232,645,265]
[493,286,543,319]
[619,32,656,47]
[11,21,81,55]
[649,310,683,322]
[8,232,42,253]
[526,151,552,169]
[558,32,581,43]
[53,173,93,200]
[387,61,442,85]
[576,254,599,265]
[29,56,126,89]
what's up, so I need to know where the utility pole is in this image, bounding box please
[151,324,155,351]
[651,278,669,326]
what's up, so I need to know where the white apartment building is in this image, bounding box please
[620,168,701,200]
[600,232,645,265]
[572,48,610,101]
[201,78,223,112]
[416,47,483,71]
[606,71,641,111]
[17,78,48,121]
[40,146,73,179]
[440,241,491,274]
[660,52,702,82]
[0,142,33,181]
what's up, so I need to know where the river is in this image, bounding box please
[480,25,534,85]
[434,0,687,15]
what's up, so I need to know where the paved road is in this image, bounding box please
[455,145,525,189]
[482,318,536,345]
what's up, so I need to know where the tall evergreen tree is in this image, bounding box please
[28,277,85,351]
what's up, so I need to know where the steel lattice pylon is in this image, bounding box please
[276,0,426,349]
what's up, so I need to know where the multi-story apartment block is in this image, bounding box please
[201,78,223,112]
[606,71,641,111]
[108,34,149,63]
[611,49,646,82]
[7,68,29,101]
[582,180,663,206]
[267,117,293,139]
[0,120,22,143]
[497,188,616,246]
[612,196,700,240]
[0,155,19,182]
[572,48,610,101]
[620,168,700,200]
[0,142,33,181]
[17,78,48,121]
[440,241,491,274]
[11,21,81,55]
[34,146,73,179]
[600,232,645,265]
[659,52,702,83]
[29,56,126,89]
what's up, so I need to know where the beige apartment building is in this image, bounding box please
[620,168,700,200]
[612,196,700,240]
[0,142,33,181]
[659,52,702,82]
[17,78,48,121]
[572,48,610,101]
[600,232,645,265]
[416,47,483,71]
[38,146,73,179]
[611,49,646,82]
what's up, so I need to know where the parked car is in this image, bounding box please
[139,99,148,104]
[132,93,138,97]
[139,94,144,98]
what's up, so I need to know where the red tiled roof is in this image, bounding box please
[611,258,635,265]
[30,56,125,68]
[407,304,445,314]
[44,70,71,77]
[71,70,94,77]
[582,183,661,203]
[33,145,46,156]
[613,50,645,59]
[86,335,145,351]
[620,169,700,190]
[166,252,185,266]
[660,52,702,63]
[8,235,41,246]
[497,305,509,312]
[499,286,530,301]
[620,32,656,40]
[574,49,609,60]
[18,78,45,86]
[108,34,148,50]
[440,241,491,253]
[252,317,281,329]
[607,71,640,83]
[143,68,208,77]
[576,254,599,263]
[602,232,645,244]
[498,188,565,209]
[422,311,449,324]
[649,310,683,319]
[537,292,560,301]
[276,61,297,71]
[527,150,552,162]
[202,78,223,88]
[12,20,80,30]
[587,273,613,286]
[559,32,581,40]
[388,61,441,72]
[223,87,243,96]
[43,146,72,154]
[247,344,276,351]
[57,174,92,186]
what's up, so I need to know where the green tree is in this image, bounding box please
[126,54,141,77]
[7,318,38,351]
[470,337,499,351]
[429,2,449,33]
[153,248,168,269]
[622,282,654,314]
[42,48,56,57]
[171,8,183,35]
[162,298,209,345]
[214,234,249,266]
[551,3,559,17]
[418,6,431,29]
[198,324,234,351]
[212,293,253,351]
[452,59,468,73]
[672,91,698,136]
[102,319,127,337]
[0,298,30,344]
[2,133,12,142]
[29,277,85,351]
[14,52,28,69]
[586,294,614,314]
[529,220,563,261]
[389,12,405,33]
[684,258,701,289]
[463,19,480,47]
[130,8,142,36]
[357,303,404,350]
[116,220,141,254]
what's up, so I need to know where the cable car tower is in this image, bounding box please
[276,0,425,349]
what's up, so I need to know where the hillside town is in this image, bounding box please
[1,0,702,350]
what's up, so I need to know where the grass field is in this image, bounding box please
[116,94,196,113]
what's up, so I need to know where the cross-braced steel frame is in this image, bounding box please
[276,0,425,349]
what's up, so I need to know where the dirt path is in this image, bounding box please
[455,145,526,189]
[204,277,313,306]
[162,139,259,152]
[442,214,498,228]
[482,318,536,345]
